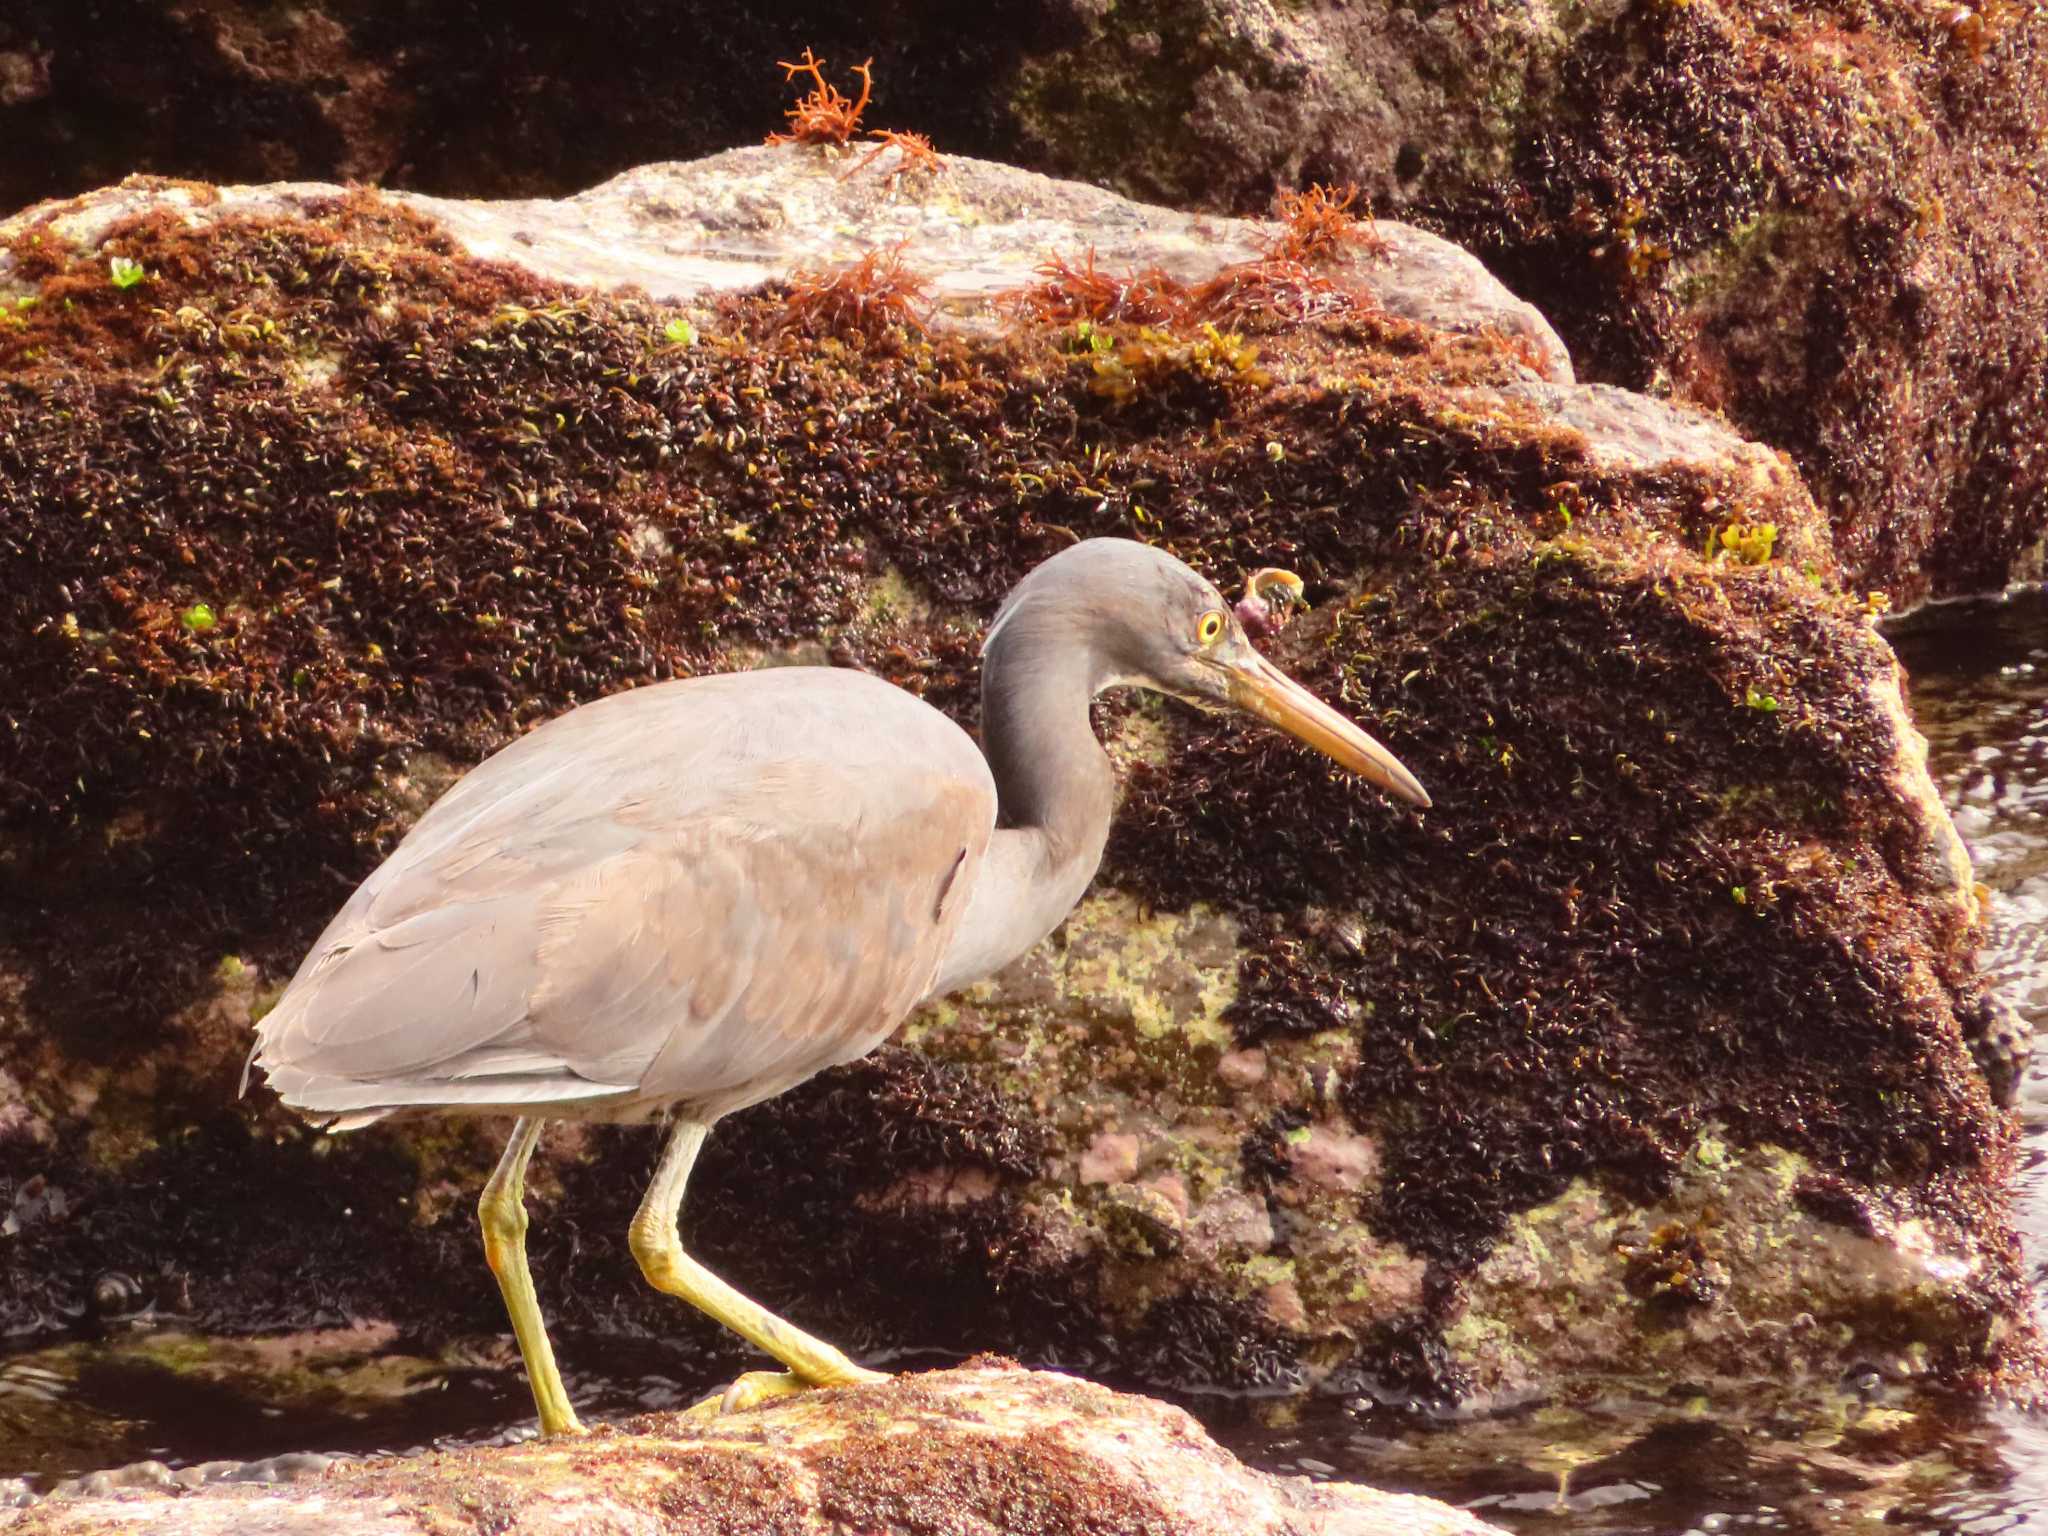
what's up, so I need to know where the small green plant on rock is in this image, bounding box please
[1706,517,1777,565]
[108,256,146,290]
[1067,320,1114,355]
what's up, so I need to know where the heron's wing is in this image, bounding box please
[533,786,986,1109]
[250,670,995,1119]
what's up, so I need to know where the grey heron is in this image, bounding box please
[246,536,1429,1435]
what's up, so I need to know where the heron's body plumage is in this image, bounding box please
[251,667,995,1125]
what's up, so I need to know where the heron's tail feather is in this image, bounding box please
[325,1110,391,1133]
[256,1064,635,1126]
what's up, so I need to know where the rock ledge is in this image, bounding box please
[0,1362,1501,1536]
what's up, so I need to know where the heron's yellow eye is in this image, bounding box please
[1195,610,1227,646]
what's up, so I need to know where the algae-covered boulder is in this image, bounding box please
[0,1362,1509,1534]
[0,148,2033,1408]
[8,5,2045,604]
[934,0,2048,602]
[1007,0,2048,601]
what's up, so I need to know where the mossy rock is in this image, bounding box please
[5,1363,1509,1535]
[0,152,2031,1405]
[6,4,2045,600]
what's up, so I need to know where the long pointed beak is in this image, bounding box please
[1225,652,1432,808]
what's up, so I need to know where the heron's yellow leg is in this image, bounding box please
[479,1117,585,1438]
[627,1118,885,1414]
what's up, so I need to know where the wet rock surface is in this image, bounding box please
[0,149,2033,1407]
[0,1362,1504,1535]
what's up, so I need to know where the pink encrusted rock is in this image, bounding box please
[1263,1279,1310,1331]
[1191,1191,1278,1253]
[1218,1047,1269,1090]
[1291,1127,1381,1194]
[1079,1130,1142,1186]
[1140,1171,1191,1219]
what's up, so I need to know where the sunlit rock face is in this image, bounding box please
[0,147,2032,1405]
[6,1362,1511,1535]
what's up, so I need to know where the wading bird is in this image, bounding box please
[246,538,1428,1436]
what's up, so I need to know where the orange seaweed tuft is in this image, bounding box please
[1187,255,1366,327]
[1003,248,1191,327]
[1264,183,1387,266]
[846,128,947,186]
[779,245,933,340]
[767,47,873,147]
[1001,245,1371,334]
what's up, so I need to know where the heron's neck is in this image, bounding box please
[928,621,1116,996]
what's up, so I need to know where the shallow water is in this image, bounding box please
[5,588,2047,1530]
[1878,585,2048,1528]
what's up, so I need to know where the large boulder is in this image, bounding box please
[997,0,2048,600]
[5,4,2044,602]
[0,147,2033,1409]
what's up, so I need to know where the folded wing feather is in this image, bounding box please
[248,669,996,1123]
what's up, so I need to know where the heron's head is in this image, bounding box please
[986,538,1430,808]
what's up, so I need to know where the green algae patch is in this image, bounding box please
[1040,892,1241,1051]
[1455,1133,2005,1395]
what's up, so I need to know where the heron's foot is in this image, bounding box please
[688,1369,804,1419]
[684,1363,888,1420]
[538,1409,590,1439]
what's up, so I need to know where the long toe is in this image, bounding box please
[681,1369,803,1420]
[804,1361,888,1392]
[683,1365,889,1420]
